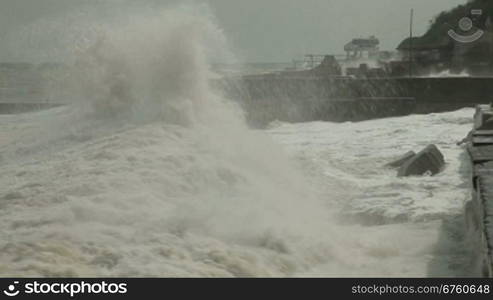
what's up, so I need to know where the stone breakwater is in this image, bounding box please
[466,104,493,277]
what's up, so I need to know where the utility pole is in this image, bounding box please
[409,8,414,77]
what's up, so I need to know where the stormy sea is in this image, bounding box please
[0,6,476,277]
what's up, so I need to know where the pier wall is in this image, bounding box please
[366,77,493,113]
[466,105,493,277]
[221,75,493,126]
[0,103,62,114]
[0,64,66,114]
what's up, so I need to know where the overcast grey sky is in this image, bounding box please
[0,0,467,62]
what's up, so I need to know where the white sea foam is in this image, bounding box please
[426,70,471,78]
[0,6,341,277]
[0,5,475,277]
[267,109,475,276]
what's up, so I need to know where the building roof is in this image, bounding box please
[344,36,379,51]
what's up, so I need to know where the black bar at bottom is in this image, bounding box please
[0,278,491,299]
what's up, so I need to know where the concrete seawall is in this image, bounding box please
[363,77,493,114]
[0,102,63,114]
[221,75,493,126]
[466,104,493,277]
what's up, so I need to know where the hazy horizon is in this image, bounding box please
[0,0,483,279]
[0,0,467,63]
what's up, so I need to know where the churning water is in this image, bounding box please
[0,6,475,277]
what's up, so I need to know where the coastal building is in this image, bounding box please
[344,36,380,60]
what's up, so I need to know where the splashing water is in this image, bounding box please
[0,5,473,277]
[426,70,471,78]
[0,5,348,277]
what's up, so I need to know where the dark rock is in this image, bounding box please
[386,151,416,168]
[397,144,445,177]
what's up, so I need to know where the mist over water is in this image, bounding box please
[0,5,473,277]
[0,5,343,277]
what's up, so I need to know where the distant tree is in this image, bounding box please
[426,0,493,35]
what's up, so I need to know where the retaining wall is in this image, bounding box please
[0,103,62,114]
[221,75,493,126]
[466,104,493,277]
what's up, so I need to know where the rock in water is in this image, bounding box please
[398,145,445,177]
[386,151,416,168]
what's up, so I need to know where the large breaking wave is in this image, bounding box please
[0,4,474,277]
[0,5,346,277]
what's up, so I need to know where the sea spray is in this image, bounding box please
[0,5,342,277]
[0,3,473,278]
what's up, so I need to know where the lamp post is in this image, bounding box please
[409,9,414,77]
